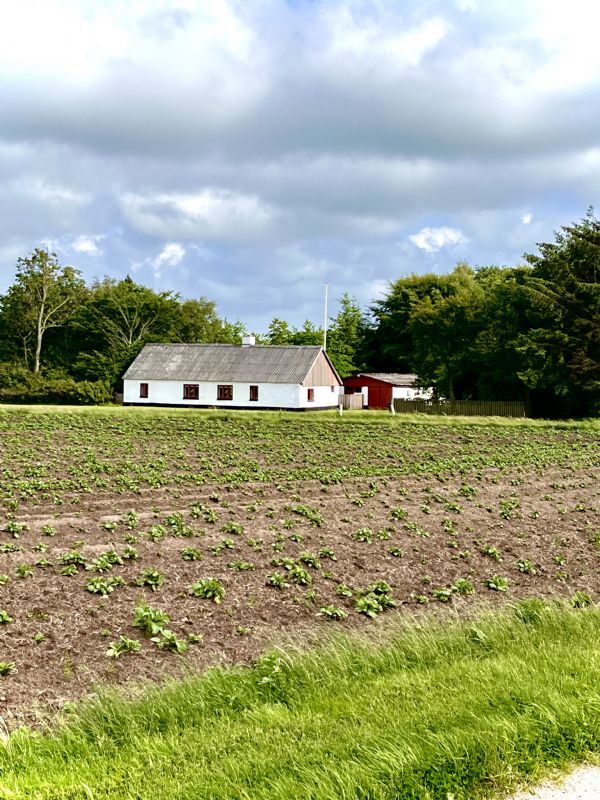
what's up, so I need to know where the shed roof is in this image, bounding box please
[123,343,341,384]
[350,373,419,386]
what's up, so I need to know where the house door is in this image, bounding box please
[367,384,392,409]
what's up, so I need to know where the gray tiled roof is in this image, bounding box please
[123,343,332,384]
[358,373,418,386]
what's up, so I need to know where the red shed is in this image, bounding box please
[342,373,421,409]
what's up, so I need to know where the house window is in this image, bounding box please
[183,384,199,400]
[217,385,233,401]
[139,382,148,399]
[307,388,314,402]
[249,385,259,402]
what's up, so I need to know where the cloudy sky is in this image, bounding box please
[1,0,598,332]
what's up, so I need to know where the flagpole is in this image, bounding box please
[323,283,328,351]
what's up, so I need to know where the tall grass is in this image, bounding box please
[2,601,600,799]
[0,403,597,430]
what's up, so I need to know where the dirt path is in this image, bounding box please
[508,766,600,800]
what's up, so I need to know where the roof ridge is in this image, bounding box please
[143,343,322,349]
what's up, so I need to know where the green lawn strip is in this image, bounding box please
[2,603,600,799]
[1,404,598,431]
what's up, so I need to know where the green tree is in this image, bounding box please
[217,319,247,344]
[266,318,294,345]
[1,249,85,373]
[71,278,244,386]
[327,293,365,377]
[519,210,600,413]
[368,272,455,371]
[469,266,544,406]
[408,265,484,399]
[292,320,323,346]
[266,318,323,347]
[70,277,180,383]
[168,299,244,345]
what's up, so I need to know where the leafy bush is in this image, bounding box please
[106,636,141,658]
[516,559,537,575]
[352,527,373,543]
[432,586,454,603]
[133,604,171,636]
[60,550,86,568]
[319,547,336,561]
[151,629,188,654]
[288,565,312,585]
[190,578,225,603]
[266,572,289,589]
[452,577,475,596]
[221,521,243,535]
[181,547,203,562]
[287,504,324,527]
[85,576,124,595]
[486,575,509,592]
[0,375,112,405]
[136,569,165,592]
[354,581,396,617]
[298,552,320,568]
[572,591,593,609]
[319,605,348,620]
[227,560,255,571]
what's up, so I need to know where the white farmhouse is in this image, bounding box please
[122,339,342,410]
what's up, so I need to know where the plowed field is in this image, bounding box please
[0,409,597,727]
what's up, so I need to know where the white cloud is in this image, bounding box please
[17,178,90,208]
[0,0,266,123]
[317,8,449,71]
[39,238,60,253]
[0,0,598,331]
[0,1,127,86]
[71,235,103,255]
[120,189,277,241]
[153,242,185,270]
[525,0,600,93]
[131,241,186,280]
[408,226,468,252]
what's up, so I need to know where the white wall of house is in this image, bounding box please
[392,386,433,400]
[124,380,340,409]
[304,384,342,408]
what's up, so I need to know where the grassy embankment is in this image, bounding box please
[1,401,599,430]
[2,601,600,799]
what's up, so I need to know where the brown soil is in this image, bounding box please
[0,461,598,729]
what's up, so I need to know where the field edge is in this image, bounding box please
[3,599,600,799]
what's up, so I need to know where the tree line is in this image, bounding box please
[0,253,245,404]
[365,211,599,418]
[0,211,598,416]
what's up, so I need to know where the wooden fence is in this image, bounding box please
[340,394,364,410]
[392,399,527,418]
